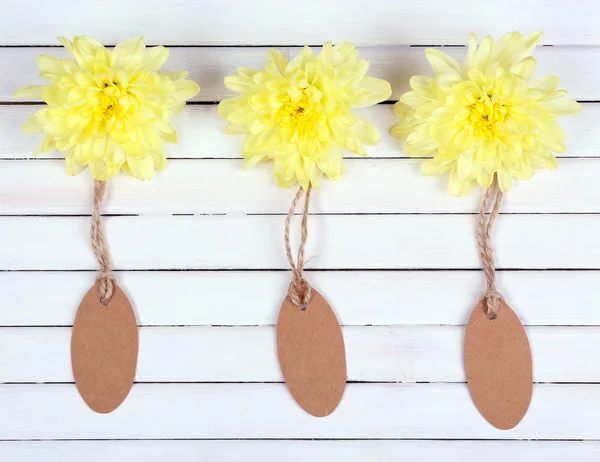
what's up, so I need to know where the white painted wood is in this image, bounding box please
[1,383,600,439]
[2,440,599,462]
[1,326,597,383]
[3,104,594,160]
[0,158,598,215]
[3,46,599,102]
[0,1,598,454]
[1,0,598,45]
[2,270,597,327]
[0,215,598,270]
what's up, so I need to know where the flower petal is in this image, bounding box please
[541,97,582,116]
[497,168,514,191]
[354,76,392,108]
[530,75,560,93]
[112,36,146,70]
[142,46,170,72]
[425,48,462,75]
[125,155,155,180]
[495,32,526,70]
[14,85,46,99]
[523,31,544,57]
[510,56,537,81]
[266,49,288,76]
[472,35,494,72]
[173,79,200,102]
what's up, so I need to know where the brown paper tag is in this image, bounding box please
[71,282,138,414]
[464,299,533,430]
[276,289,346,417]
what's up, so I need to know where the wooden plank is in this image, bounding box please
[1,1,599,45]
[1,383,600,439]
[2,104,594,161]
[1,270,596,327]
[1,1,596,453]
[1,440,599,461]
[0,215,598,270]
[2,46,599,102]
[0,157,598,215]
[1,326,597,383]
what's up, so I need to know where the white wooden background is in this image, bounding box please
[1,0,600,460]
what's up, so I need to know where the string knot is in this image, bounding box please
[288,278,312,309]
[95,271,116,306]
[482,290,504,320]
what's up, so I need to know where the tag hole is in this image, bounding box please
[300,304,308,311]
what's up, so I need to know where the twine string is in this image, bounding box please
[91,180,116,306]
[476,176,504,319]
[284,184,313,308]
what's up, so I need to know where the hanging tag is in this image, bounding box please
[276,289,346,417]
[464,299,533,429]
[71,282,138,414]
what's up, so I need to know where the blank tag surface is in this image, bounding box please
[71,283,138,414]
[276,289,346,417]
[464,299,533,430]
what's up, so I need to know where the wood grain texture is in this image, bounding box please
[1,2,598,454]
[1,440,600,462]
[1,270,599,327]
[0,158,599,215]
[3,46,599,102]
[2,383,600,439]
[1,0,599,45]
[0,215,598,270]
[1,326,599,383]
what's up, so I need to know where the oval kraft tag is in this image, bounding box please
[71,282,138,414]
[276,289,346,417]
[464,299,533,430]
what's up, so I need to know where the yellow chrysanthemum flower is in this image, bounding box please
[391,31,582,196]
[15,36,200,180]
[218,42,392,189]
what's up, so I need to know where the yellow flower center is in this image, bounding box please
[97,81,125,125]
[277,98,309,127]
[275,85,326,141]
[101,100,117,120]
[466,86,508,140]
